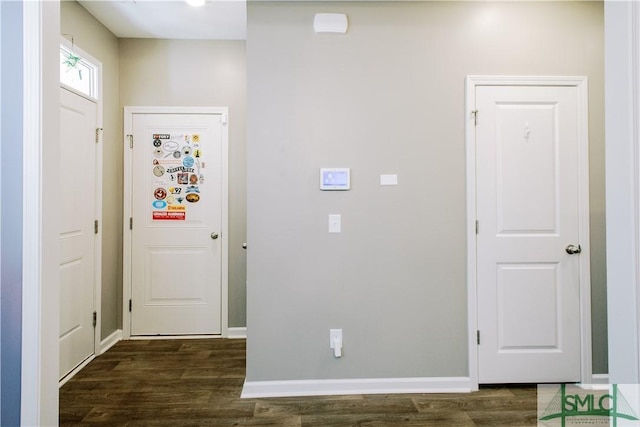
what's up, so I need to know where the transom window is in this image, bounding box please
[60,43,98,99]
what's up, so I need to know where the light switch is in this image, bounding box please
[329,214,341,233]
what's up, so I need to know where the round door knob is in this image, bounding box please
[565,244,582,255]
[211,232,219,240]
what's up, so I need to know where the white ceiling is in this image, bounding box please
[78,0,247,40]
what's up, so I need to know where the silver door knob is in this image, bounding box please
[565,244,582,255]
[211,232,219,240]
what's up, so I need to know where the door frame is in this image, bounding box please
[123,106,229,339]
[465,76,592,389]
[59,36,103,381]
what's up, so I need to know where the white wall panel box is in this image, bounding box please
[380,174,398,186]
[314,13,349,34]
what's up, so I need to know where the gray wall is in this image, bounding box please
[246,1,606,381]
[1,2,22,424]
[119,38,248,327]
[61,0,122,339]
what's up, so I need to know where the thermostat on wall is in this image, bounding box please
[320,168,350,190]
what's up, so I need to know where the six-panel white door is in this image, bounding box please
[130,113,223,335]
[476,85,583,383]
[59,87,97,379]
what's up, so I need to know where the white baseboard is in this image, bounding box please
[59,355,96,388]
[129,334,222,340]
[228,327,247,339]
[241,376,471,398]
[100,329,122,354]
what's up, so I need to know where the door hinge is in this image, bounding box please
[475,220,479,234]
[127,134,133,149]
[95,128,103,144]
[129,299,132,312]
[93,311,97,328]
[221,114,228,125]
[129,217,133,230]
[477,330,480,345]
[471,109,479,126]
[94,220,99,234]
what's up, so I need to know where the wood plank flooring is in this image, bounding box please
[60,339,538,426]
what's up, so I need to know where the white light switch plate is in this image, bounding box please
[329,214,341,233]
[330,329,343,348]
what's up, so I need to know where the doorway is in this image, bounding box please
[123,107,229,337]
[465,76,592,386]
[58,39,102,383]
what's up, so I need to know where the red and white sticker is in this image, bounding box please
[152,211,185,221]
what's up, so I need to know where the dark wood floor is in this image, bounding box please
[59,339,538,426]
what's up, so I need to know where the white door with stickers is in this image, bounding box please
[128,110,226,335]
[473,81,589,383]
[59,87,97,379]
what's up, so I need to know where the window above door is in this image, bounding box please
[60,42,98,100]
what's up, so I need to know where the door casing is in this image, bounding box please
[465,76,592,389]
[123,106,230,339]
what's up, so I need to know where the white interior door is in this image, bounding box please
[130,112,224,335]
[475,84,586,383]
[59,87,97,379]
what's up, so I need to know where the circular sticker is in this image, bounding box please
[153,139,162,147]
[173,151,181,159]
[186,193,200,203]
[189,174,198,184]
[152,200,167,209]
[183,146,192,156]
[183,156,194,168]
[153,165,165,177]
[154,148,163,158]
[163,141,179,152]
[166,195,175,205]
[154,188,167,200]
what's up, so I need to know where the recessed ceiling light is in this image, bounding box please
[185,0,205,7]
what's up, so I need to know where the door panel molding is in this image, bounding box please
[465,76,592,389]
[123,106,229,339]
